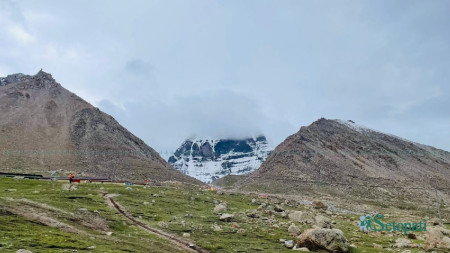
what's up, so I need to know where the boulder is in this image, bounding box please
[16,250,32,253]
[213,203,227,213]
[425,226,450,250]
[314,214,332,228]
[284,240,294,248]
[297,228,349,253]
[395,238,412,248]
[288,224,302,236]
[312,200,327,209]
[289,211,314,224]
[219,213,234,222]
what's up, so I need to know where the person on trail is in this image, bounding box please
[69,173,74,184]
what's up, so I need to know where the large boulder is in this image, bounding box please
[425,226,450,250]
[297,228,349,253]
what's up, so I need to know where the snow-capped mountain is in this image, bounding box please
[168,136,272,183]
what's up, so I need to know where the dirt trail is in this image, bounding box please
[103,193,210,253]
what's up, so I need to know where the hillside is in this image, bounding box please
[1,177,449,252]
[0,70,201,184]
[238,118,450,205]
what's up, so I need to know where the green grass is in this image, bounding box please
[0,177,447,253]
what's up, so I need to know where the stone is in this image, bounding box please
[289,211,313,224]
[288,224,302,236]
[395,238,412,248]
[219,213,234,222]
[247,212,259,218]
[314,214,332,228]
[312,200,327,209]
[182,233,190,238]
[407,233,416,239]
[425,226,450,250]
[16,250,33,253]
[212,224,222,231]
[157,221,168,228]
[284,240,294,248]
[106,232,113,236]
[274,205,284,212]
[297,228,349,253]
[373,243,383,249]
[292,246,310,251]
[213,203,227,213]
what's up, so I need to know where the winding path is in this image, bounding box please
[103,193,210,253]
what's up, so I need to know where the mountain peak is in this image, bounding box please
[169,135,272,183]
[0,70,57,88]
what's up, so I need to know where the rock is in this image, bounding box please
[143,201,150,205]
[284,240,294,248]
[292,246,310,251]
[185,213,193,218]
[219,213,234,222]
[297,228,349,253]
[16,250,32,253]
[7,189,17,192]
[212,224,222,231]
[266,205,275,211]
[401,250,412,253]
[247,212,259,218]
[407,233,416,239]
[288,224,302,236]
[312,200,327,209]
[274,205,284,212]
[251,198,259,205]
[125,187,132,191]
[279,238,286,242]
[373,243,383,249]
[257,203,267,210]
[183,233,190,238]
[157,221,168,228]
[314,214,332,228]
[213,203,227,213]
[425,226,450,250]
[289,211,313,224]
[395,238,412,248]
[237,228,245,233]
[106,231,113,236]
[87,246,96,249]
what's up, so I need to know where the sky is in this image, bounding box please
[1,0,449,153]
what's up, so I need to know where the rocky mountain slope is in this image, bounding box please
[238,118,450,204]
[0,70,201,184]
[168,136,272,183]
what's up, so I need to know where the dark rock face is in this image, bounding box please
[0,71,202,185]
[238,118,450,204]
[168,136,272,183]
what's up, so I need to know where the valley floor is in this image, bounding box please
[0,178,448,253]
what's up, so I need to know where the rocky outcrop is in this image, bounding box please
[169,136,272,183]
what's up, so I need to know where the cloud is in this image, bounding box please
[0,0,449,152]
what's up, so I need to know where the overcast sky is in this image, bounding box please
[1,0,449,153]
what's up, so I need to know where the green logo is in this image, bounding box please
[359,214,426,235]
